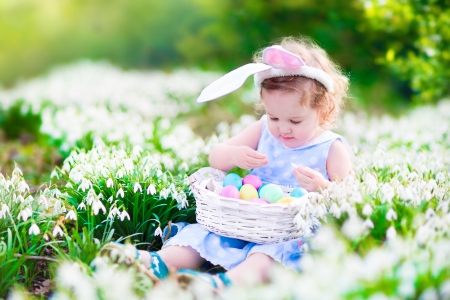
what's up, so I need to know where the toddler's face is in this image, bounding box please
[262,89,322,148]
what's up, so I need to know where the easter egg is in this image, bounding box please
[248,198,270,204]
[290,187,308,198]
[219,185,240,199]
[239,184,259,200]
[259,184,284,203]
[277,197,296,204]
[258,183,268,196]
[242,175,263,190]
[223,173,242,190]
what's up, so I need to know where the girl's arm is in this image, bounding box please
[326,139,353,182]
[209,119,268,171]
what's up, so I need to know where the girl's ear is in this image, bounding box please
[262,45,305,70]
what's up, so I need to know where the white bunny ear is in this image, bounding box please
[197,63,271,103]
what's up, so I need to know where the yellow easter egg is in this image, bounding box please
[277,197,296,204]
[239,184,259,200]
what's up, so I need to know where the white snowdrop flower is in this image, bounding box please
[66,182,73,188]
[15,194,25,203]
[107,196,114,203]
[398,282,415,298]
[70,171,84,184]
[362,203,373,216]
[17,208,32,222]
[116,188,124,198]
[156,169,163,177]
[77,178,92,192]
[363,218,374,229]
[77,202,86,210]
[385,208,397,221]
[147,183,157,195]
[106,178,114,188]
[178,162,189,172]
[419,288,439,300]
[53,225,64,237]
[53,200,67,215]
[115,168,124,179]
[154,227,163,237]
[57,262,97,300]
[29,223,40,235]
[123,158,134,172]
[386,226,397,240]
[436,172,446,183]
[380,183,395,203]
[363,173,378,193]
[93,200,106,215]
[176,192,189,209]
[17,181,29,193]
[65,210,77,221]
[440,280,450,300]
[330,203,341,218]
[398,261,417,282]
[425,208,436,220]
[119,210,130,221]
[107,207,120,219]
[342,216,366,240]
[436,201,449,213]
[160,188,169,199]
[415,225,432,245]
[133,182,142,193]
[50,169,59,179]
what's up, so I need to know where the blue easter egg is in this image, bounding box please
[223,173,243,190]
[290,187,308,198]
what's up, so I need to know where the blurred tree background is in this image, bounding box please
[1,0,449,112]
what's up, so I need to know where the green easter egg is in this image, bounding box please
[259,184,284,203]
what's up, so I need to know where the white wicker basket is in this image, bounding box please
[188,167,305,244]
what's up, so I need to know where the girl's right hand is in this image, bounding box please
[232,146,268,169]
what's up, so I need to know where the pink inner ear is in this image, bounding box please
[263,47,304,70]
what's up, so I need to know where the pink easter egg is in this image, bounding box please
[219,185,240,199]
[248,198,270,204]
[242,175,263,190]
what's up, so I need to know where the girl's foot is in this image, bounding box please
[176,269,232,292]
[95,242,169,283]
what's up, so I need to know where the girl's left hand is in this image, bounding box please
[293,166,329,192]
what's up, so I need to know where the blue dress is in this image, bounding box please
[163,116,354,271]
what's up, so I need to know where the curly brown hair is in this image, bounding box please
[253,36,349,130]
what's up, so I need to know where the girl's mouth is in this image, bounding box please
[280,136,294,141]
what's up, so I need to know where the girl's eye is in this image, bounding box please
[291,120,301,124]
[270,117,278,121]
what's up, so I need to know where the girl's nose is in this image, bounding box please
[279,124,291,134]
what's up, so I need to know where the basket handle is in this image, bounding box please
[187,167,226,185]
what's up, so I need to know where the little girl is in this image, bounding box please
[101,36,354,290]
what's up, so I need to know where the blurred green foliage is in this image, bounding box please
[2,0,447,110]
[361,0,450,104]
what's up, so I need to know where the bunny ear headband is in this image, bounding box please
[197,45,334,103]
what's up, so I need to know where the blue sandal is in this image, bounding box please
[96,242,169,282]
[176,269,232,291]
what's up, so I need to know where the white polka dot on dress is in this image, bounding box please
[273,150,280,157]
[283,172,292,179]
[276,160,285,168]
[217,249,227,258]
[310,156,318,165]
[265,168,273,176]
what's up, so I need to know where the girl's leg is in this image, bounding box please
[225,252,274,286]
[139,245,206,271]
